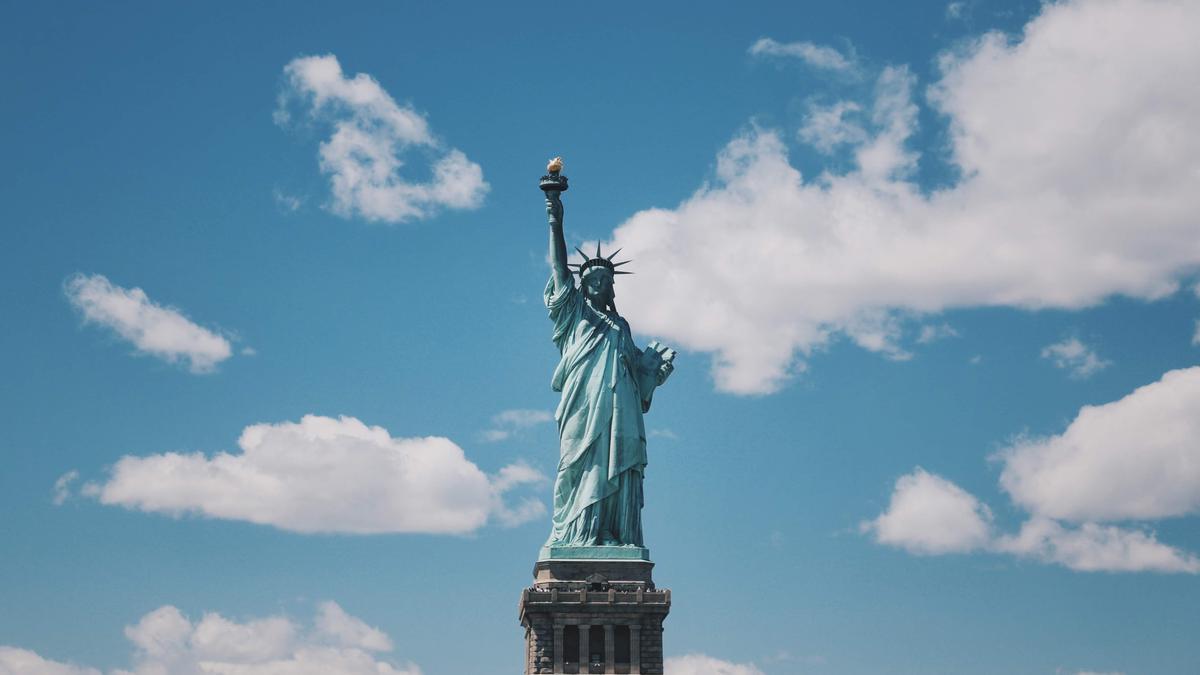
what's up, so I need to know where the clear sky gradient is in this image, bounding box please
[3,1,1199,674]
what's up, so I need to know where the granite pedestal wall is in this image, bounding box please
[519,559,670,674]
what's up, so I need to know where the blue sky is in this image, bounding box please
[3,1,1200,673]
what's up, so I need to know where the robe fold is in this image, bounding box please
[544,275,647,547]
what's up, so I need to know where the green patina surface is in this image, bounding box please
[538,545,652,561]
[539,161,675,561]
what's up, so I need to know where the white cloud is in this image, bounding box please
[945,2,967,20]
[65,274,233,374]
[862,468,992,555]
[748,37,856,73]
[481,409,553,442]
[278,54,487,223]
[998,366,1200,522]
[1,602,419,675]
[609,0,1200,394]
[313,602,392,653]
[917,322,959,344]
[1041,337,1111,378]
[994,517,1199,573]
[272,188,303,213]
[799,101,867,154]
[489,462,548,527]
[0,647,100,675]
[867,469,1200,573]
[86,414,544,534]
[666,653,765,675]
[52,470,78,505]
[868,367,1200,573]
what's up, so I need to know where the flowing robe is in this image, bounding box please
[544,276,647,547]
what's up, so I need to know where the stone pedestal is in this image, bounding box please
[520,559,670,674]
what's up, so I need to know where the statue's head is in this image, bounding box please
[569,244,631,311]
[581,267,615,306]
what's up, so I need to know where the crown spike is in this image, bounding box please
[612,260,632,268]
[605,248,623,261]
[595,241,602,258]
[575,246,589,260]
[613,271,633,275]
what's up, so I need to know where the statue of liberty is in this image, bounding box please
[539,158,676,557]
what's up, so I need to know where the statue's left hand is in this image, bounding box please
[656,360,674,386]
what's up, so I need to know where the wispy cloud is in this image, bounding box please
[798,101,868,153]
[0,601,419,675]
[84,414,544,534]
[65,273,234,374]
[1041,337,1111,378]
[277,54,487,224]
[865,367,1200,573]
[665,653,765,675]
[917,322,960,344]
[52,470,78,505]
[482,408,553,442]
[272,187,304,213]
[748,37,856,73]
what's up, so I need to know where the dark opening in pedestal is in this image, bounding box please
[519,559,670,674]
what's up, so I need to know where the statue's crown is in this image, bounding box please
[568,243,633,277]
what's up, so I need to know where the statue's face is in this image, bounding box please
[581,269,615,306]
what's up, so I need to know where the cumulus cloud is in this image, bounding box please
[1041,337,1111,378]
[277,54,487,223]
[867,469,1199,573]
[85,414,544,534]
[867,367,1200,573]
[481,409,554,442]
[1,602,419,675]
[609,0,1200,394]
[994,517,1199,573]
[666,653,765,675]
[748,37,856,73]
[998,366,1200,522]
[65,274,234,374]
[0,647,100,675]
[313,602,392,652]
[861,468,992,555]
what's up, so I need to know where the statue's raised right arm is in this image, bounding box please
[547,190,571,293]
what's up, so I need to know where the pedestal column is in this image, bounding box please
[579,624,590,673]
[630,625,641,674]
[553,625,564,673]
[604,624,615,674]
